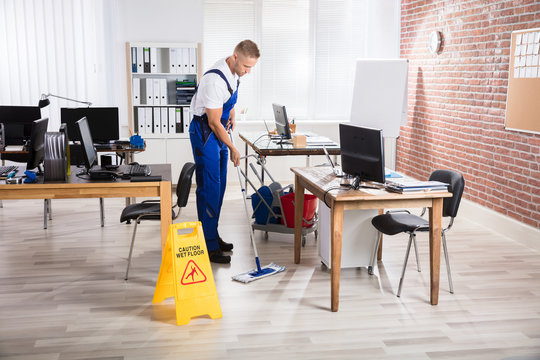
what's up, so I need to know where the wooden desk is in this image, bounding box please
[291,167,452,312]
[0,164,172,251]
[239,131,340,157]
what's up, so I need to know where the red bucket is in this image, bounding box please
[280,192,317,228]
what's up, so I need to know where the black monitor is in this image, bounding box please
[272,103,292,140]
[0,106,42,145]
[76,117,97,170]
[339,123,385,188]
[61,107,119,143]
[26,118,49,173]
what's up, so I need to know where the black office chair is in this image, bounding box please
[120,162,195,280]
[371,170,465,297]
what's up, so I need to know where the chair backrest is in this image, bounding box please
[176,162,196,208]
[429,169,465,218]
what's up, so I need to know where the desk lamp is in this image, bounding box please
[38,93,92,108]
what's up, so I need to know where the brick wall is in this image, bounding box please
[398,0,540,228]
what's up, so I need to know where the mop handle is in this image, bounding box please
[230,132,261,269]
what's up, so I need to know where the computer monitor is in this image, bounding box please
[0,106,42,145]
[76,117,97,170]
[272,103,292,140]
[26,118,49,173]
[61,107,119,143]
[339,123,385,187]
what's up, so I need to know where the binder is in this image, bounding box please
[131,47,137,73]
[132,78,140,105]
[143,78,154,105]
[153,107,161,134]
[150,47,157,73]
[189,47,197,74]
[153,78,161,105]
[143,47,151,73]
[137,107,145,134]
[175,108,182,133]
[137,47,144,73]
[169,48,177,73]
[182,107,190,132]
[168,107,176,133]
[160,107,168,133]
[159,78,168,105]
[182,48,190,74]
[176,48,184,74]
[145,107,153,133]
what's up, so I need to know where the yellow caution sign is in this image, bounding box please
[153,221,222,325]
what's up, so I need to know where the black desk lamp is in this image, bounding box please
[38,93,92,108]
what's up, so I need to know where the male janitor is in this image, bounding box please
[189,40,260,263]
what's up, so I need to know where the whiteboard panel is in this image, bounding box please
[350,59,408,138]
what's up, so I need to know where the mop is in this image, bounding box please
[229,132,286,283]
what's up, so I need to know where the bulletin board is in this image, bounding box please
[505,27,540,134]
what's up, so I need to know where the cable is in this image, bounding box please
[252,133,271,146]
[323,185,345,208]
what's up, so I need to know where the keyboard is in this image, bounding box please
[0,165,18,176]
[126,164,151,176]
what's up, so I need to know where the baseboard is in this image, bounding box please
[459,198,540,251]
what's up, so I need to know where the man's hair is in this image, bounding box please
[234,40,260,58]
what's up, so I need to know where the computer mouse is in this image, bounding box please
[129,162,139,166]
[121,173,131,180]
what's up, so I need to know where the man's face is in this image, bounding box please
[232,53,258,77]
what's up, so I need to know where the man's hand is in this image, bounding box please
[230,146,240,167]
[227,116,236,132]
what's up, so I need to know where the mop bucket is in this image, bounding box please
[280,193,318,228]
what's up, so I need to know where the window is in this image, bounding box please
[203,0,370,121]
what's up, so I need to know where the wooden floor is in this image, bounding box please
[1,191,540,360]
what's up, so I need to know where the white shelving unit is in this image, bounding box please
[126,42,200,182]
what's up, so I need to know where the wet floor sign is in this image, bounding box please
[153,221,222,325]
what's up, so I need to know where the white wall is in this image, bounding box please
[108,0,203,137]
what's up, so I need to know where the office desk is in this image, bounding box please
[291,167,452,312]
[0,164,172,251]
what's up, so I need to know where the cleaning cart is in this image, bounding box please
[239,154,319,247]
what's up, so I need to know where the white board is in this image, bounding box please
[350,59,408,138]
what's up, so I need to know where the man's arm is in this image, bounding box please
[227,107,236,131]
[206,107,240,166]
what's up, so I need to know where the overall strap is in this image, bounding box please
[203,69,240,96]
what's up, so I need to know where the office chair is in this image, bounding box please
[370,170,464,297]
[120,162,195,280]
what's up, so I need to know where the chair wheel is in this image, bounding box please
[314,230,318,240]
[368,266,373,275]
[264,231,268,240]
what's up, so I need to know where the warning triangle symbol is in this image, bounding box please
[181,259,207,285]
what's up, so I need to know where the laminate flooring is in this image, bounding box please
[1,191,539,360]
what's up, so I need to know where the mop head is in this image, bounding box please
[232,262,286,283]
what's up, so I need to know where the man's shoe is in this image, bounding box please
[218,238,233,252]
[209,249,231,264]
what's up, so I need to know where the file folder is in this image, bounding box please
[159,78,168,105]
[160,107,168,133]
[143,47,151,73]
[143,78,154,105]
[153,107,161,134]
[168,107,176,133]
[132,78,140,105]
[153,78,161,105]
[182,48,190,74]
[150,47,157,73]
[176,48,184,74]
[131,47,137,73]
[189,47,197,74]
[145,107,153,133]
[137,47,144,73]
[182,107,190,132]
[169,48,177,73]
[137,107,145,134]
[175,108,182,133]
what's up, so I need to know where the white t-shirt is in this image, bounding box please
[190,57,239,117]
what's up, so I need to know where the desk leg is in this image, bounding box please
[330,202,344,312]
[160,181,172,252]
[294,176,305,264]
[429,198,443,305]
[377,209,384,261]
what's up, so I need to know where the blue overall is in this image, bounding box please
[189,69,239,252]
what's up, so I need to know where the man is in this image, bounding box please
[189,40,260,264]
